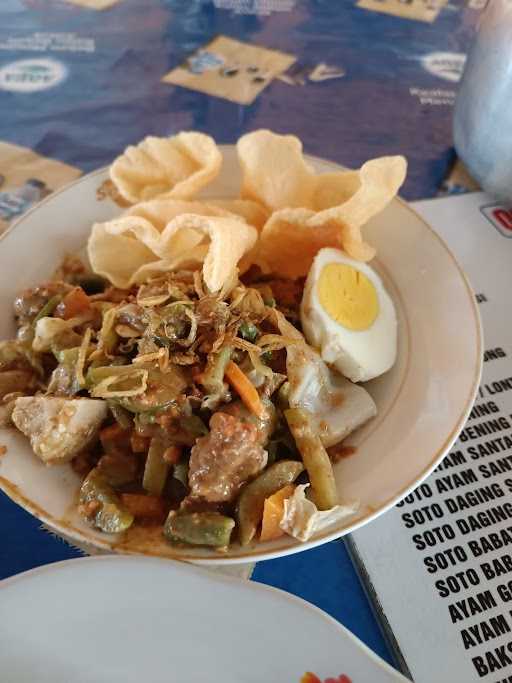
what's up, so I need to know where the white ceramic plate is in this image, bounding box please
[0,555,408,683]
[0,147,482,563]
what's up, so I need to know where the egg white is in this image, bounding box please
[300,248,397,383]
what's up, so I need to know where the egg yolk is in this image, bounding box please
[317,263,379,331]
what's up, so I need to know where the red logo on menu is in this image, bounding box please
[480,203,512,237]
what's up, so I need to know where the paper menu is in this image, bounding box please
[349,192,512,683]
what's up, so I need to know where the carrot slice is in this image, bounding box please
[260,484,295,542]
[59,286,91,320]
[224,360,264,418]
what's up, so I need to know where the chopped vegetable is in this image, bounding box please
[101,365,186,413]
[108,401,133,430]
[90,368,149,399]
[120,493,167,521]
[285,408,338,511]
[53,346,79,365]
[236,460,304,545]
[225,360,265,418]
[86,364,131,384]
[260,484,295,542]
[142,437,169,496]
[33,294,61,323]
[57,287,91,320]
[75,327,92,388]
[96,306,118,355]
[239,321,259,342]
[79,469,134,533]
[164,511,235,548]
[200,345,232,408]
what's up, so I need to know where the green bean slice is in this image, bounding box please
[164,511,235,548]
[33,295,61,324]
[142,437,169,496]
[285,407,338,511]
[236,460,304,545]
[79,469,134,533]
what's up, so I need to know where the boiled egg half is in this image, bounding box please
[300,248,397,383]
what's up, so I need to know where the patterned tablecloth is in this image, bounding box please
[0,0,483,671]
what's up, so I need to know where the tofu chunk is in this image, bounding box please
[12,396,108,464]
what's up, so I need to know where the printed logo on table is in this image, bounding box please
[480,203,512,238]
[214,0,296,15]
[0,58,67,93]
[421,52,466,82]
[188,50,225,75]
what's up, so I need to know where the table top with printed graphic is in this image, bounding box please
[0,0,482,673]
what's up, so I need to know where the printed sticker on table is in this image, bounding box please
[63,0,123,9]
[0,58,67,93]
[213,0,296,15]
[0,142,81,234]
[278,61,346,86]
[422,52,466,83]
[162,35,296,105]
[356,0,448,23]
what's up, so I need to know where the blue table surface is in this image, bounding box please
[0,0,481,673]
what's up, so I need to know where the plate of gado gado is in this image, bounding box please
[0,130,482,562]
